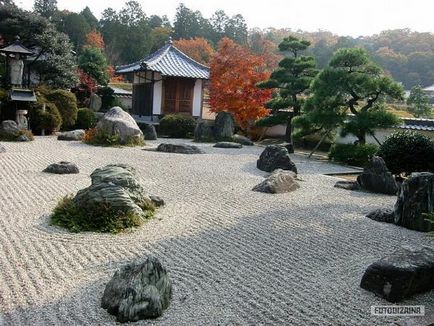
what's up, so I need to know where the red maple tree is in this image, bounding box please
[209,38,272,130]
[173,37,215,65]
[84,30,105,49]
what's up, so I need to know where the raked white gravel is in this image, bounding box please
[0,137,432,325]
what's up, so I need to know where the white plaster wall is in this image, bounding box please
[192,79,202,117]
[153,80,162,115]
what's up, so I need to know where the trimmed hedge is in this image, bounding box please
[46,90,78,130]
[75,108,97,130]
[329,143,378,167]
[378,131,434,175]
[159,114,196,138]
[29,101,62,135]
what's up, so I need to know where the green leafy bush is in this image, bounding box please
[46,90,78,130]
[51,195,152,233]
[377,131,434,175]
[75,108,97,130]
[29,101,62,135]
[329,143,378,167]
[159,114,196,138]
[255,113,288,127]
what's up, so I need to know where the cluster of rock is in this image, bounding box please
[335,156,398,195]
[0,120,31,141]
[194,112,254,147]
[43,161,79,174]
[360,246,434,302]
[101,256,172,322]
[57,129,85,141]
[156,143,204,154]
[253,145,299,194]
[74,164,158,218]
[96,107,144,144]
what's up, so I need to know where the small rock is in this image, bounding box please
[16,135,30,142]
[213,112,234,140]
[253,169,300,194]
[360,246,434,302]
[233,134,253,146]
[58,129,85,141]
[0,120,19,137]
[43,161,79,174]
[101,256,172,322]
[334,180,361,191]
[366,208,395,223]
[194,120,213,142]
[357,156,398,195]
[156,143,204,154]
[142,124,157,140]
[257,145,297,173]
[214,142,242,149]
[150,195,165,207]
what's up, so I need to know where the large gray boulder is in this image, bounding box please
[233,134,254,146]
[141,124,157,140]
[43,161,79,174]
[74,164,155,218]
[214,142,242,149]
[213,112,234,140]
[97,107,144,144]
[253,170,300,194]
[357,156,398,195]
[360,246,434,302]
[156,143,204,154]
[57,129,85,141]
[101,256,172,322]
[89,93,102,112]
[194,120,213,142]
[0,120,19,137]
[394,172,434,232]
[257,145,297,173]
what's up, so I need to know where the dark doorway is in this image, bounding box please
[132,83,153,116]
[163,78,194,114]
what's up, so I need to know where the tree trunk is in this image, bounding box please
[308,130,330,158]
[285,114,293,143]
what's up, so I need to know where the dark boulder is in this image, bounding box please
[257,145,297,173]
[357,156,398,195]
[394,172,434,232]
[233,134,253,146]
[101,256,172,322]
[213,112,234,140]
[360,246,434,302]
[157,143,204,154]
[0,120,19,138]
[194,120,213,142]
[142,124,157,140]
[366,208,395,223]
[43,162,79,174]
[214,142,242,149]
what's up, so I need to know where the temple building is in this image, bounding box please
[116,39,210,121]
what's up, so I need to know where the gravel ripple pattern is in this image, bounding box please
[0,137,433,325]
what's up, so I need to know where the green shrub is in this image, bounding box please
[97,86,117,111]
[51,195,152,233]
[83,127,144,147]
[329,143,378,167]
[255,113,288,127]
[378,131,434,175]
[46,90,78,130]
[0,129,35,141]
[159,114,196,138]
[75,108,97,130]
[29,101,62,135]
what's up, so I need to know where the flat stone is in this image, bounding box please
[334,180,361,191]
[366,208,395,223]
[253,169,300,194]
[257,145,297,173]
[101,256,172,322]
[156,143,204,154]
[357,156,398,195]
[43,161,79,174]
[58,129,85,141]
[214,142,242,149]
[360,246,434,302]
[233,134,253,146]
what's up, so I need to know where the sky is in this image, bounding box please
[16,0,434,37]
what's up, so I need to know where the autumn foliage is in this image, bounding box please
[78,69,96,93]
[209,38,272,130]
[84,30,105,49]
[173,37,215,65]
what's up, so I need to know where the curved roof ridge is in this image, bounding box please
[170,45,210,70]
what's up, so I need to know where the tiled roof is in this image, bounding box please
[0,38,33,56]
[116,42,209,79]
[399,118,434,131]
